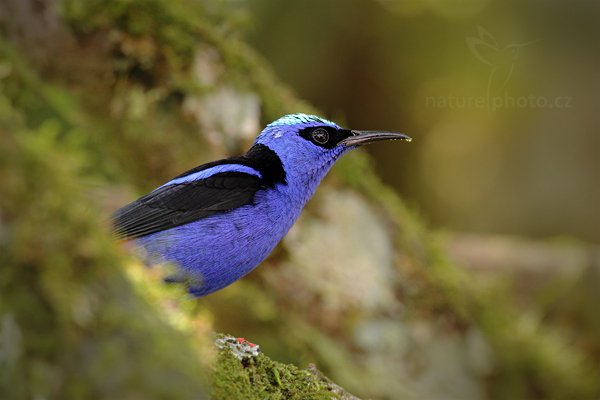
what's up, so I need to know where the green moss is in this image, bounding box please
[0,91,210,399]
[63,0,204,75]
[212,340,340,400]
[61,0,312,121]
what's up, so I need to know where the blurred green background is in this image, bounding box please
[1,0,599,399]
[245,0,600,242]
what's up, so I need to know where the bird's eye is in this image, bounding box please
[311,128,329,145]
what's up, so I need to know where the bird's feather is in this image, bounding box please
[113,171,262,239]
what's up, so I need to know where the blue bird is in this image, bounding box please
[113,113,411,297]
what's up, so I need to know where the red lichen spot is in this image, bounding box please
[236,337,257,347]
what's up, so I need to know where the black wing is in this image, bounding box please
[113,172,262,239]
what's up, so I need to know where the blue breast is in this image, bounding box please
[137,183,302,296]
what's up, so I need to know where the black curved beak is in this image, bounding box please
[340,130,412,147]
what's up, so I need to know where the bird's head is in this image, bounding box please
[255,113,411,180]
